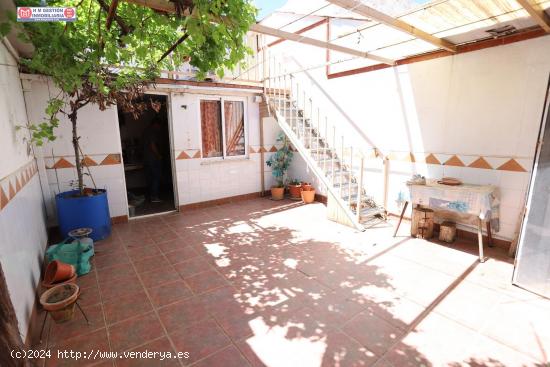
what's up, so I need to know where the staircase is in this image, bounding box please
[263,61,386,231]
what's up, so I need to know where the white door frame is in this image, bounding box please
[116,91,180,220]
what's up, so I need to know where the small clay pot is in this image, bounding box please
[271,186,285,200]
[41,273,77,289]
[39,284,80,323]
[288,184,302,200]
[301,187,315,204]
[44,260,75,285]
[301,182,312,191]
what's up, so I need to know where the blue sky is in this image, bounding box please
[253,0,287,20]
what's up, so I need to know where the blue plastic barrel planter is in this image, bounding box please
[55,189,111,241]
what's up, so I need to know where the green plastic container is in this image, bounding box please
[46,239,94,276]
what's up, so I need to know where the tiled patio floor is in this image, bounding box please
[34,198,550,366]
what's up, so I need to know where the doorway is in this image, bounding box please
[513,76,550,298]
[117,94,176,218]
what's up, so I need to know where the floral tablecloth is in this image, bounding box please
[408,181,500,232]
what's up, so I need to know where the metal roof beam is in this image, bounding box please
[327,0,457,53]
[516,0,550,33]
[250,24,395,65]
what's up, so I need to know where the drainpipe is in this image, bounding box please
[259,107,265,196]
[1,38,19,62]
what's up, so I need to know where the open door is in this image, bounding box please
[513,75,550,298]
[117,94,176,218]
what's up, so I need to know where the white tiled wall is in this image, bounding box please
[171,91,277,206]
[23,77,128,221]
[0,43,48,340]
[271,33,550,240]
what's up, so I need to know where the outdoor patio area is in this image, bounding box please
[32,198,549,367]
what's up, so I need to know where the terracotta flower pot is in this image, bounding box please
[271,186,285,200]
[301,182,312,191]
[301,188,316,204]
[288,184,302,200]
[44,260,76,285]
[41,273,77,289]
[39,284,80,323]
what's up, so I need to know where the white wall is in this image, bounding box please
[170,89,278,205]
[23,76,128,220]
[269,22,550,240]
[25,80,274,218]
[0,41,48,341]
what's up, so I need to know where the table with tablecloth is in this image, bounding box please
[394,181,500,262]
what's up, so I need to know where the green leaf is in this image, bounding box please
[0,22,11,37]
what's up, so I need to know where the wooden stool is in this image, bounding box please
[411,207,434,239]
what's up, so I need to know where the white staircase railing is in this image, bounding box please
[262,52,385,230]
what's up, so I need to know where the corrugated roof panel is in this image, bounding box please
[259,0,550,65]
[333,21,415,52]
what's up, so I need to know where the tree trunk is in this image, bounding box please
[0,262,33,367]
[69,109,84,195]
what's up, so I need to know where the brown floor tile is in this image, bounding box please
[168,318,231,365]
[98,273,144,302]
[94,252,131,269]
[29,199,548,367]
[126,245,162,262]
[123,237,156,249]
[342,309,404,356]
[158,297,210,332]
[235,339,265,367]
[212,306,258,341]
[94,235,122,247]
[146,224,173,235]
[116,337,181,367]
[172,257,212,279]
[192,345,251,367]
[155,237,190,253]
[103,290,152,325]
[385,312,538,367]
[199,286,244,317]
[132,255,171,274]
[77,284,102,308]
[140,267,182,289]
[322,331,378,367]
[46,328,110,367]
[48,303,105,346]
[108,312,164,352]
[165,246,200,265]
[148,280,194,308]
[76,271,98,290]
[152,230,180,244]
[185,270,228,295]
[96,263,137,284]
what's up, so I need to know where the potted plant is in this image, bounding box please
[301,182,313,191]
[301,186,316,204]
[39,283,80,323]
[266,133,293,200]
[288,179,302,200]
[4,0,255,240]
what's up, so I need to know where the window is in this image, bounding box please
[200,98,246,158]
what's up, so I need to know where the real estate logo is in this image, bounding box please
[17,7,77,22]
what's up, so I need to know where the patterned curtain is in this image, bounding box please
[224,101,245,156]
[200,100,223,158]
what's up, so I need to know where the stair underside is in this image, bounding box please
[266,92,386,227]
